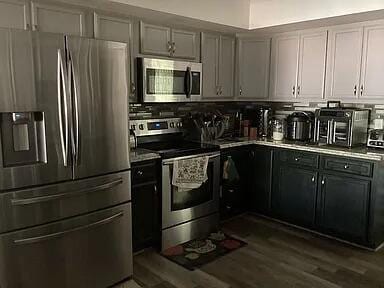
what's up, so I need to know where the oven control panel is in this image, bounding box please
[130,118,183,136]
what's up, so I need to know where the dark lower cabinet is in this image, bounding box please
[273,166,317,227]
[317,174,370,243]
[131,161,159,252]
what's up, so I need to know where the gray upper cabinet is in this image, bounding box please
[31,2,88,36]
[360,24,384,100]
[237,38,270,100]
[140,21,198,60]
[201,33,235,100]
[326,26,363,100]
[94,12,135,100]
[0,0,30,30]
[140,22,171,57]
[297,31,327,100]
[270,34,299,100]
[201,33,219,99]
[171,29,196,59]
[219,36,235,98]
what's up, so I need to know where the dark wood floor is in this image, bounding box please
[131,214,384,288]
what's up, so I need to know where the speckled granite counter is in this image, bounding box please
[207,138,384,161]
[130,148,160,163]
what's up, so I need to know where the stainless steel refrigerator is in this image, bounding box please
[0,28,132,288]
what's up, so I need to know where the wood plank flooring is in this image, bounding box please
[124,214,384,288]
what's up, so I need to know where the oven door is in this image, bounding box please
[331,119,352,146]
[161,153,220,229]
[139,58,202,103]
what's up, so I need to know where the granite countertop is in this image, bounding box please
[207,138,384,161]
[130,148,160,163]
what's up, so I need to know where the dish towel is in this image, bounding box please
[222,156,240,182]
[172,156,209,191]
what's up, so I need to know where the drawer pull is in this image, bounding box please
[228,189,235,193]
[344,165,349,169]
[14,211,124,245]
[137,170,144,176]
[321,179,325,185]
[295,158,300,161]
[11,178,123,206]
[311,176,315,182]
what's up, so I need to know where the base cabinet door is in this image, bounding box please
[317,174,370,242]
[272,166,317,227]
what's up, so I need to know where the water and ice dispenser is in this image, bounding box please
[0,112,47,167]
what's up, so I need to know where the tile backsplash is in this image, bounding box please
[129,101,384,129]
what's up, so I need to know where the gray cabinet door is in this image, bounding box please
[326,27,363,100]
[270,34,299,100]
[219,36,235,99]
[171,29,197,60]
[360,24,384,100]
[31,2,87,36]
[0,0,30,30]
[297,31,327,100]
[201,33,219,99]
[238,38,270,100]
[140,22,171,57]
[94,13,135,101]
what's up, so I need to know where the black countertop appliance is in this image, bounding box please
[286,111,314,142]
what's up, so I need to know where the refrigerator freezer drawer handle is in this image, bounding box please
[11,178,123,206]
[14,211,124,245]
[57,49,69,166]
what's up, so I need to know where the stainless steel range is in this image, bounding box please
[131,118,220,250]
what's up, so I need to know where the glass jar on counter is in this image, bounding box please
[272,118,285,141]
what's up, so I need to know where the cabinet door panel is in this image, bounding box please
[270,35,299,100]
[326,27,363,99]
[318,174,369,241]
[0,0,29,30]
[31,2,86,36]
[360,25,384,99]
[201,33,219,99]
[297,31,327,99]
[238,38,270,100]
[94,13,135,101]
[171,29,196,60]
[273,166,317,227]
[140,22,171,57]
[219,36,235,99]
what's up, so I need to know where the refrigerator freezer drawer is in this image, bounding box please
[0,170,131,233]
[0,203,132,288]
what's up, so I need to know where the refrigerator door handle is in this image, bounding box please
[11,177,123,206]
[14,211,124,245]
[68,50,80,166]
[57,49,69,167]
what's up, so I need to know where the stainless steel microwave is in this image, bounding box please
[137,57,202,102]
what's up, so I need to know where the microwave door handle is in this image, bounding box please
[185,67,192,99]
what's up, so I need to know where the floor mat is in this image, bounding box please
[161,231,247,271]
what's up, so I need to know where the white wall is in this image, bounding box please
[250,0,384,29]
[111,0,250,29]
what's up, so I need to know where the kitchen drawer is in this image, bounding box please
[0,170,131,233]
[0,203,132,288]
[323,157,373,177]
[132,162,157,186]
[277,150,319,168]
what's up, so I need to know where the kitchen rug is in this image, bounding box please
[161,231,247,271]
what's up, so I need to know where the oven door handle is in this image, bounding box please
[162,152,220,165]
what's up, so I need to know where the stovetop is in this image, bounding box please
[138,140,219,159]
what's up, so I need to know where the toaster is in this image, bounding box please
[367,129,384,149]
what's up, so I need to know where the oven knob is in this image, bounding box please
[170,122,175,128]
[139,124,144,130]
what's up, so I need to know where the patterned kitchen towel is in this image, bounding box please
[172,156,209,190]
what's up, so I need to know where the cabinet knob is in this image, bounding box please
[137,170,143,176]
[311,176,315,182]
[295,157,300,161]
[344,164,349,169]
[228,189,235,194]
[321,179,325,185]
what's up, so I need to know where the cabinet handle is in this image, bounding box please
[228,189,235,193]
[216,86,219,96]
[172,42,176,54]
[219,86,223,95]
[311,176,315,182]
[154,184,158,195]
[297,86,300,96]
[131,83,136,94]
[250,151,255,157]
[321,179,325,185]
[344,164,349,169]
[33,24,38,31]
[354,85,357,96]
[294,157,300,161]
[239,87,242,96]
[360,85,364,96]
[292,86,296,96]
[26,23,30,30]
[167,41,172,52]
[137,170,143,176]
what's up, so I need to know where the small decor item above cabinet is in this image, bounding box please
[270,30,327,101]
[140,21,198,60]
[201,32,235,99]
[326,23,384,101]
